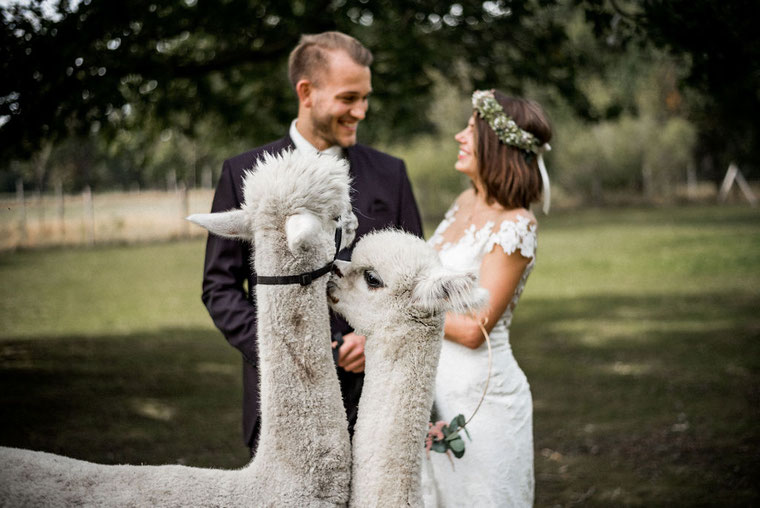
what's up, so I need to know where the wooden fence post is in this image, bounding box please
[201,167,212,189]
[35,188,44,233]
[16,178,26,245]
[179,182,189,238]
[56,179,65,236]
[686,162,698,201]
[83,185,95,246]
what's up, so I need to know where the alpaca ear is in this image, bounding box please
[339,208,358,250]
[186,210,252,241]
[412,267,490,315]
[285,212,322,254]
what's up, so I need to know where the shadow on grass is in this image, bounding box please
[1,288,758,506]
[513,289,759,506]
[0,327,250,469]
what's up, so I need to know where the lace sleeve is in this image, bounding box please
[485,214,537,259]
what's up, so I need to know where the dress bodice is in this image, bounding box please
[428,203,537,330]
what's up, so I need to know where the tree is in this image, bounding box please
[1,0,593,178]
[578,0,760,180]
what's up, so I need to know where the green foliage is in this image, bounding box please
[1,0,588,165]
[578,0,760,177]
[537,34,698,201]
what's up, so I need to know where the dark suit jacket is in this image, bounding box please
[202,135,423,449]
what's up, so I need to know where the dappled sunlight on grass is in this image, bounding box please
[603,361,653,376]
[508,206,760,505]
[195,362,238,376]
[0,328,250,468]
[130,398,177,422]
[0,205,758,504]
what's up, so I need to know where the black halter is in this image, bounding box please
[254,227,343,287]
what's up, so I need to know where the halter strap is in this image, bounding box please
[254,227,342,287]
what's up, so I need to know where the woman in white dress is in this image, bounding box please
[422,90,552,507]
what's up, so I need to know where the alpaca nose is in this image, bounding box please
[332,264,343,278]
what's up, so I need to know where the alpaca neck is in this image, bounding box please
[250,239,349,477]
[351,322,443,504]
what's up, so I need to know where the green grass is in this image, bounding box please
[1,204,758,505]
[516,205,760,506]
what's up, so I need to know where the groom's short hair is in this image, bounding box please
[288,31,373,89]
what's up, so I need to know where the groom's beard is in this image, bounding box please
[311,110,357,149]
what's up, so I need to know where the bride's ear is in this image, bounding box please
[412,267,489,315]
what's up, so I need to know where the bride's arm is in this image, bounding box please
[443,245,532,349]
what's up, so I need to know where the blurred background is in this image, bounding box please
[1,1,758,506]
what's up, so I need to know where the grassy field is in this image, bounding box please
[1,204,758,505]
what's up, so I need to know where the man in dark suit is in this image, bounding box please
[202,31,423,455]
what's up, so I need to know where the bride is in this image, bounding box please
[422,90,552,507]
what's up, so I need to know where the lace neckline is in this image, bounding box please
[429,203,535,255]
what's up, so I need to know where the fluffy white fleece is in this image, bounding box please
[0,150,356,507]
[328,230,488,507]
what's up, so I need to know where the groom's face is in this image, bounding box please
[308,50,372,148]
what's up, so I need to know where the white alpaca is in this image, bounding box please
[0,150,356,507]
[327,230,488,507]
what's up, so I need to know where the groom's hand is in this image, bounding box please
[337,332,366,373]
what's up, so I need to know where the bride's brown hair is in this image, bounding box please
[474,91,552,209]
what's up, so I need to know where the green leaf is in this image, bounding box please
[430,441,447,453]
[449,437,465,453]
[444,430,461,442]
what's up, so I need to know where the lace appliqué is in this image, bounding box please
[485,214,536,259]
[429,203,537,260]
[429,203,458,249]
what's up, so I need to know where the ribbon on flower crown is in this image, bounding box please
[472,90,552,214]
[537,143,551,214]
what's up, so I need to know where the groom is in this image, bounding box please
[202,31,423,455]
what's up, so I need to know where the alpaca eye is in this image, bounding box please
[363,270,384,289]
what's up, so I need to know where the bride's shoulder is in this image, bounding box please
[486,208,538,258]
[497,207,537,229]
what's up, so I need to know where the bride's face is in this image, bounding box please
[454,114,478,178]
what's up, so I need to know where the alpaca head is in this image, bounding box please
[188,150,356,267]
[327,230,488,337]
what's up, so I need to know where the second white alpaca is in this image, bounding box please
[327,230,488,507]
[0,150,356,507]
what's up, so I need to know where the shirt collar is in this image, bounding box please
[289,119,344,159]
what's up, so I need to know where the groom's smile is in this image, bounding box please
[303,49,372,149]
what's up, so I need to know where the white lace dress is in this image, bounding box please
[422,204,537,508]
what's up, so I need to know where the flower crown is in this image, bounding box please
[471,90,541,153]
[471,89,552,214]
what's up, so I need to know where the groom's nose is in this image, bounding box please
[350,104,367,120]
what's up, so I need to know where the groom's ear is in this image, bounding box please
[295,79,313,108]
